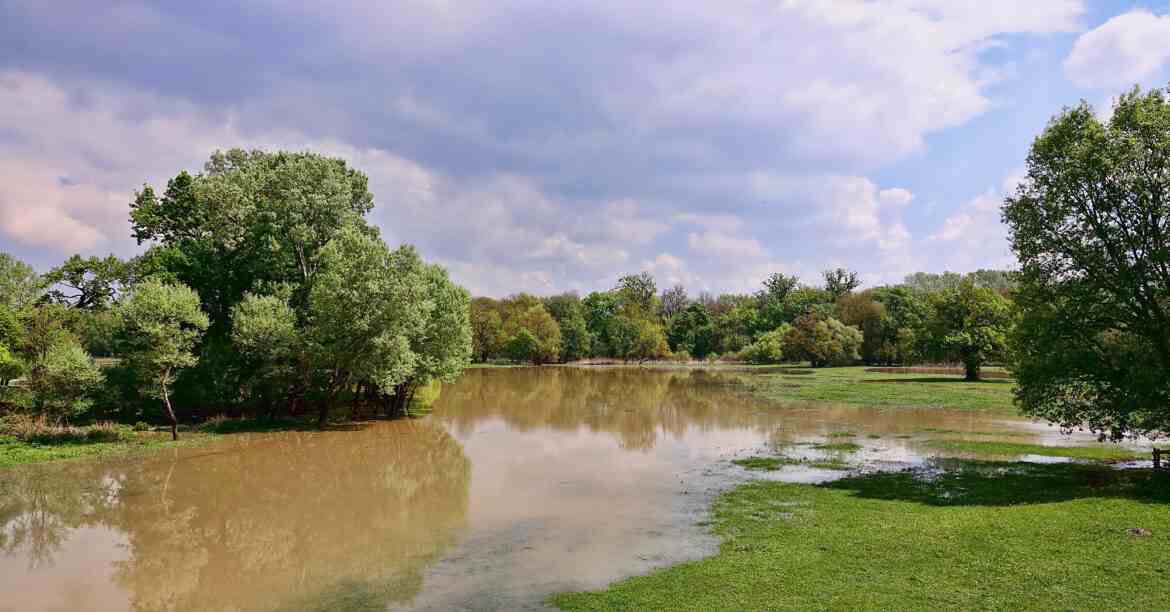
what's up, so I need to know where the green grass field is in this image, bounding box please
[738,366,1017,412]
[551,461,1170,611]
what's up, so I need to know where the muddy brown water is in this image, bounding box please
[0,368,1093,611]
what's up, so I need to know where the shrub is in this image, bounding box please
[0,414,132,444]
[132,421,151,432]
[740,324,791,364]
[27,340,104,421]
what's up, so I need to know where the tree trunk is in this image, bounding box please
[964,360,980,381]
[161,373,178,441]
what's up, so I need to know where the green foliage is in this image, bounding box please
[927,280,1011,380]
[116,280,209,436]
[667,302,714,358]
[26,339,105,421]
[624,318,669,362]
[544,293,593,362]
[498,296,562,364]
[43,254,132,310]
[739,324,790,364]
[0,342,23,386]
[1004,86,1170,440]
[0,252,42,309]
[470,298,504,362]
[822,267,860,300]
[615,272,657,316]
[784,313,862,367]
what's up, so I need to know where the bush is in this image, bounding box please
[0,413,132,444]
[740,325,791,364]
[27,340,104,421]
[132,421,151,432]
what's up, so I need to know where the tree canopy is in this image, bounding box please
[1004,86,1170,439]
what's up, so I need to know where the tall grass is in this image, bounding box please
[0,413,134,444]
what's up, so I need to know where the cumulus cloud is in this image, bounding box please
[1064,10,1170,89]
[0,1,1087,291]
[924,171,1022,271]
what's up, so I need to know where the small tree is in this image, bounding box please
[26,339,103,422]
[117,281,209,440]
[823,268,861,300]
[927,280,1010,380]
[741,324,791,364]
[784,313,862,367]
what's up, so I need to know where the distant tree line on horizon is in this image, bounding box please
[469,268,1016,379]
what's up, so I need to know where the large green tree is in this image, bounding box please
[1004,86,1170,439]
[43,254,132,310]
[927,280,1011,381]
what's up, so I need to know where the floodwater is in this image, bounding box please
[0,368,1092,611]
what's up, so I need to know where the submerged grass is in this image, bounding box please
[0,431,216,468]
[924,439,1145,462]
[551,461,1170,611]
[732,456,852,471]
[739,366,1016,412]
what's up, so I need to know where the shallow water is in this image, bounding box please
[0,367,1096,611]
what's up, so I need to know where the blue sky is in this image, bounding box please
[2,1,1169,296]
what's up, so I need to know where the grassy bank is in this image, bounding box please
[0,431,217,468]
[0,416,322,469]
[552,461,1170,611]
[738,365,1016,412]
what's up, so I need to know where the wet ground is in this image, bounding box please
[0,367,1121,611]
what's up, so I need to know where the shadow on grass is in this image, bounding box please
[823,459,1170,507]
[859,377,1012,385]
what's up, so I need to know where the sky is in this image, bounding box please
[2,1,1169,297]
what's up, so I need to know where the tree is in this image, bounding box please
[582,291,621,357]
[231,293,301,412]
[659,285,689,321]
[823,268,861,300]
[784,313,862,367]
[117,281,209,439]
[304,230,429,426]
[470,298,504,362]
[26,339,104,422]
[740,324,791,364]
[624,318,669,362]
[0,252,42,309]
[1003,86,1170,439]
[129,149,378,409]
[0,342,22,387]
[499,295,561,364]
[667,302,714,359]
[43,254,132,310]
[836,292,886,364]
[389,264,472,415]
[543,293,593,362]
[616,272,657,316]
[927,280,1011,380]
[756,272,799,331]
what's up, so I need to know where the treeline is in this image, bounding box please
[0,149,473,437]
[471,267,1016,379]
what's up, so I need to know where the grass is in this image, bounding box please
[738,366,1016,412]
[918,427,1032,437]
[0,431,216,468]
[0,415,329,469]
[924,439,1146,462]
[551,461,1170,611]
[812,441,862,453]
[732,456,852,471]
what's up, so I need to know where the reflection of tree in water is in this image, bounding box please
[436,368,771,451]
[0,463,120,569]
[0,420,471,611]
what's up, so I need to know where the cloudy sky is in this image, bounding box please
[2,1,1169,296]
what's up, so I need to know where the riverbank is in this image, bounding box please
[552,460,1170,611]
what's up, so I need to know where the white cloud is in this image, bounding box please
[687,231,766,259]
[1064,10,1170,89]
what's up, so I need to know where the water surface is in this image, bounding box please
[0,367,1082,611]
